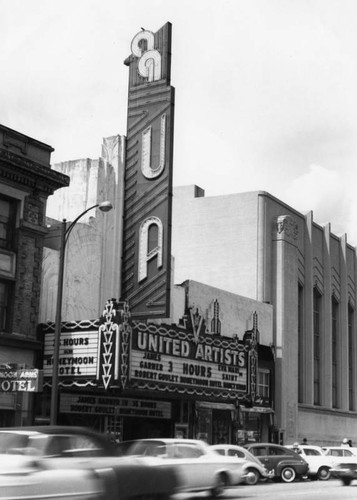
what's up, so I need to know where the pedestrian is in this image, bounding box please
[348,439,353,447]
[342,438,349,447]
[301,438,308,445]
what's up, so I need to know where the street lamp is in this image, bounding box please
[50,201,113,425]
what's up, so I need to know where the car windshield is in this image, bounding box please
[304,448,321,456]
[127,441,206,459]
[0,432,52,456]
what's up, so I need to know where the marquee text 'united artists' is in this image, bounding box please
[135,331,246,367]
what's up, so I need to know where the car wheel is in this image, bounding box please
[245,468,260,486]
[342,477,352,486]
[210,472,228,498]
[317,466,331,481]
[281,466,296,483]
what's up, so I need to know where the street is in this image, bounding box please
[224,480,357,499]
[176,479,357,499]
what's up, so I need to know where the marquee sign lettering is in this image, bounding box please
[43,330,98,377]
[60,393,171,419]
[0,369,43,392]
[121,23,175,318]
[127,322,249,399]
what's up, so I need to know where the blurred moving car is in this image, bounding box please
[285,444,333,480]
[0,425,117,458]
[0,454,104,499]
[0,426,179,499]
[245,443,309,483]
[330,460,357,486]
[210,444,274,485]
[121,438,248,497]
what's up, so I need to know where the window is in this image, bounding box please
[329,449,343,457]
[298,284,304,403]
[0,196,16,250]
[304,448,320,456]
[228,449,244,458]
[0,280,11,332]
[258,369,270,399]
[348,304,354,411]
[313,288,322,405]
[250,446,267,457]
[332,297,339,408]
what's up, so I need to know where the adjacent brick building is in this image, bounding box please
[0,124,69,426]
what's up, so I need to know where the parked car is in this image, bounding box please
[0,427,179,499]
[245,443,309,483]
[121,438,249,497]
[210,443,274,485]
[0,425,117,458]
[285,444,333,480]
[323,446,357,461]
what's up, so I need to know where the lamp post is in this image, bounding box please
[50,201,113,425]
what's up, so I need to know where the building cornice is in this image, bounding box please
[0,148,69,195]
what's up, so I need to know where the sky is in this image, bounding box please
[2,0,357,243]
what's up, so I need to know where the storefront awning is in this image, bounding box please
[196,401,236,411]
[240,406,274,414]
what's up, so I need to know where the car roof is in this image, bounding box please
[211,444,245,449]
[286,445,323,449]
[0,426,101,435]
[246,443,282,447]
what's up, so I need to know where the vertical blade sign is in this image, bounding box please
[122,23,175,319]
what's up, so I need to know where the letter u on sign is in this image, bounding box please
[141,114,166,179]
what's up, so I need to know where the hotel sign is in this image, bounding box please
[0,369,43,392]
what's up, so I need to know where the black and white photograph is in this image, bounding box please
[1,1,357,498]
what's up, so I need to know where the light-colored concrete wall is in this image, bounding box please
[172,187,260,299]
[297,406,357,447]
[40,135,125,322]
[183,280,273,344]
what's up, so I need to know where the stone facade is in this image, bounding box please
[0,124,69,425]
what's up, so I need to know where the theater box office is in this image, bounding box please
[39,299,274,443]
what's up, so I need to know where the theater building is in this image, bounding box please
[0,124,69,426]
[39,280,274,444]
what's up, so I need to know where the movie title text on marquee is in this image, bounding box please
[44,331,98,377]
[60,393,171,419]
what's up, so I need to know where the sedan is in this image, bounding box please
[122,438,248,497]
[245,443,309,482]
[323,446,357,461]
[285,444,333,480]
[210,444,274,484]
